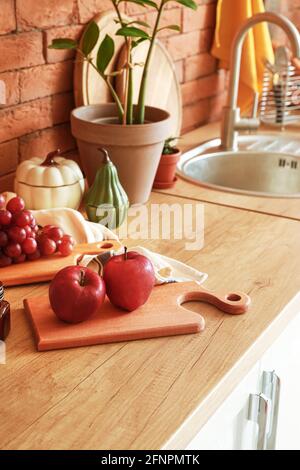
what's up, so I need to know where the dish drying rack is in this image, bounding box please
[260,46,300,127]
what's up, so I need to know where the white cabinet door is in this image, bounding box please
[186,363,261,450]
[185,293,300,451]
[261,309,300,450]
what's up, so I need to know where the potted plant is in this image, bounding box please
[153,137,181,189]
[49,0,197,205]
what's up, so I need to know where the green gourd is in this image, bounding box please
[85,148,129,229]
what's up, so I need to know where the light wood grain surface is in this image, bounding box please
[1,192,300,450]
[156,122,300,221]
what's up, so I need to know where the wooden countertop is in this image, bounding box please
[1,192,300,450]
[156,122,300,221]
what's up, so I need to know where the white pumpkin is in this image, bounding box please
[14,151,85,210]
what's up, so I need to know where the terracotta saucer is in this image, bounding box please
[153,177,178,190]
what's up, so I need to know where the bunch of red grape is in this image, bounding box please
[0,195,75,268]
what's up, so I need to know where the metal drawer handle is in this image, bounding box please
[248,393,270,450]
[262,371,281,450]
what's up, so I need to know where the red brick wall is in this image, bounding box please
[0,0,223,190]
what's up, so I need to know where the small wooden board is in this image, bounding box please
[1,240,121,287]
[24,281,250,351]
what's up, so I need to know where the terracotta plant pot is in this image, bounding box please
[71,104,172,205]
[153,149,181,189]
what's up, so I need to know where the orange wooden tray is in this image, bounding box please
[1,240,121,287]
[24,281,251,351]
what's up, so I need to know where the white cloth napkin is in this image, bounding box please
[33,208,208,286]
[33,207,118,244]
[115,246,208,285]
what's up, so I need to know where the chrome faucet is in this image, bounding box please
[221,12,300,151]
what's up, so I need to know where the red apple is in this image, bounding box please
[103,248,155,312]
[49,266,106,323]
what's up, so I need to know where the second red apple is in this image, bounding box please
[103,249,155,312]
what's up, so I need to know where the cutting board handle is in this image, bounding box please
[178,285,251,315]
[74,240,122,256]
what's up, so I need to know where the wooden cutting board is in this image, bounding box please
[1,240,121,287]
[24,281,251,351]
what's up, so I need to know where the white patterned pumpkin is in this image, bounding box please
[15,150,85,210]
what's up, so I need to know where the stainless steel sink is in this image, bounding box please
[177,134,300,198]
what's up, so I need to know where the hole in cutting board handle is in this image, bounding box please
[226,293,242,302]
[177,288,249,316]
[100,243,113,249]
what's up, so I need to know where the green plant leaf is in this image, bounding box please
[97,34,115,73]
[116,26,150,39]
[82,21,100,55]
[173,0,197,10]
[48,38,77,50]
[159,24,181,32]
[163,136,180,154]
[139,0,158,7]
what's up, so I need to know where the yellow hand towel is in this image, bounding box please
[212,0,274,113]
